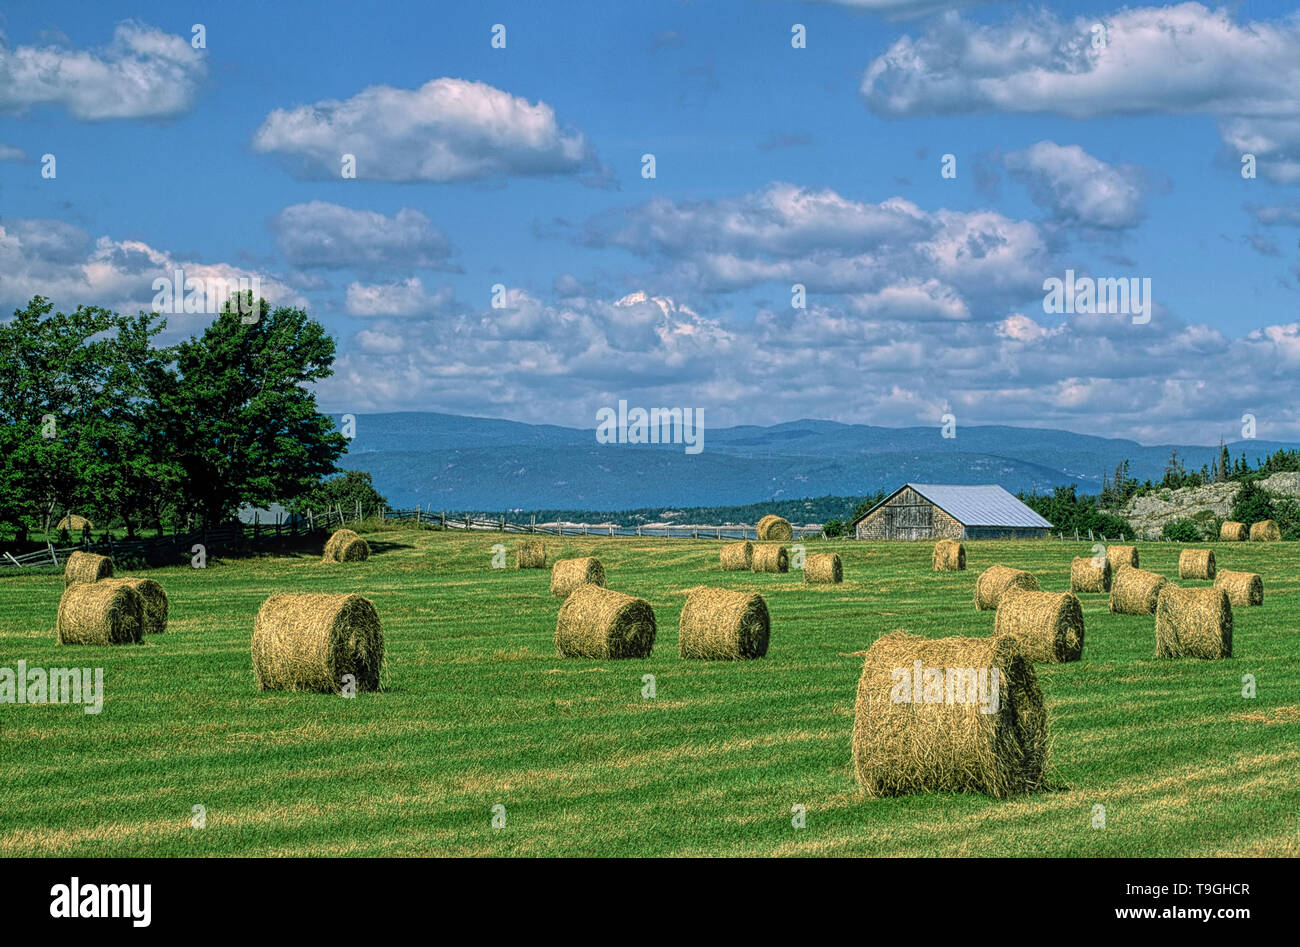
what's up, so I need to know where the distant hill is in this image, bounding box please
[333,412,1299,518]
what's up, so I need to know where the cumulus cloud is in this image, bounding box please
[0,143,25,161]
[273,201,455,270]
[252,77,607,184]
[344,277,455,317]
[1005,141,1144,230]
[862,4,1300,185]
[0,22,206,120]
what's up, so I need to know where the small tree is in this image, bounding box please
[1230,479,1274,525]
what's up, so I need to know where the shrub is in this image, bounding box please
[1230,480,1274,525]
[1162,518,1203,543]
[822,518,846,538]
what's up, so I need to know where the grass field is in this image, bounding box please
[2,530,1298,857]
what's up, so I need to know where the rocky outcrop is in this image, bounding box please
[1119,473,1300,537]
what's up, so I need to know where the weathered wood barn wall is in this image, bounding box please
[854,486,964,540]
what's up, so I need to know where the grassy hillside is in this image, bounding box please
[1,531,1297,856]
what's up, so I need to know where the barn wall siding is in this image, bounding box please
[852,486,1047,540]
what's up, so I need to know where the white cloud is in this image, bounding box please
[0,22,206,120]
[862,4,1300,185]
[273,201,454,270]
[0,143,25,161]
[1005,141,1144,230]
[252,77,606,184]
[344,277,455,317]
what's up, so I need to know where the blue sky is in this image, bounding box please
[3,0,1300,444]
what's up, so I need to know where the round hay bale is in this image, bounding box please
[1069,555,1112,593]
[851,631,1047,798]
[932,539,965,571]
[516,540,547,569]
[550,556,606,598]
[804,552,842,584]
[1178,548,1216,580]
[1250,520,1282,542]
[756,515,793,541]
[1105,544,1139,571]
[63,551,114,588]
[719,540,753,571]
[555,585,656,659]
[56,582,143,645]
[102,577,168,634]
[251,593,384,693]
[57,514,93,533]
[993,590,1085,663]
[322,528,369,562]
[1220,520,1248,542]
[678,587,770,659]
[1109,565,1168,615]
[751,544,790,573]
[973,565,1038,611]
[1155,585,1232,660]
[1214,569,1263,607]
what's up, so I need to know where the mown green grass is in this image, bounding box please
[1,532,1297,856]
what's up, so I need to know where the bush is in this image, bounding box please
[1230,480,1275,526]
[822,518,846,538]
[1161,518,1203,542]
[1272,498,1300,541]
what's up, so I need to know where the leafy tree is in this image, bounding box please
[160,296,348,526]
[1230,479,1275,525]
[822,518,846,538]
[289,470,390,517]
[1161,518,1202,542]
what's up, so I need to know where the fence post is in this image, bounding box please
[1074,528,1079,542]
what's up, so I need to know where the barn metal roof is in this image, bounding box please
[860,483,1053,528]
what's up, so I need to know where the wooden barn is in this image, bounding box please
[850,483,1052,541]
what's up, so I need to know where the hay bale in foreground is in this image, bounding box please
[1250,520,1282,542]
[1106,544,1139,571]
[1214,569,1263,607]
[751,544,790,573]
[1109,566,1168,615]
[550,556,606,598]
[720,541,753,571]
[973,565,1038,611]
[1220,521,1248,542]
[1155,585,1232,660]
[516,540,546,569]
[678,587,770,659]
[1069,556,1111,593]
[756,515,793,541]
[993,590,1085,663]
[804,553,842,584]
[56,582,143,645]
[63,551,114,588]
[852,631,1047,798]
[1178,548,1216,580]
[322,528,369,562]
[102,577,168,635]
[251,593,384,693]
[555,585,656,659]
[932,539,965,572]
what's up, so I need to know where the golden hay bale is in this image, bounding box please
[678,587,770,659]
[932,539,966,571]
[804,552,842,583]
[516,540,547,569]
[852,631,1047,798]
[1109,565,1168,615]
[756,515,793,541]
[63,551,114,588]
[751,544,790,573]
[1069,555,1112,593]
[56,582,143,645]
[1250,520,1282,542]
[993,590,1085,663]
[550,556,606,598]
[973,565,1038,611]
[101,577,168,635]
[322,528,369,562]
[251,593,384,693]
[1214,569,1263,607]
[719,540,753,571]
[1220,520,1248,542]
[1105,544,1139,571]
[1178,548,1216,580]
[554,585,656,659]
[1155,585,1232,660]
[57,514,93,532]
